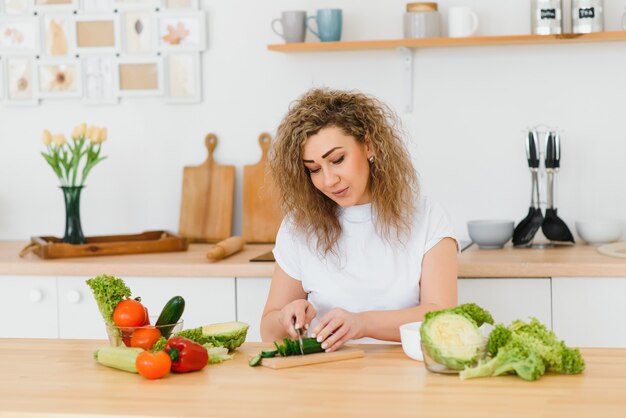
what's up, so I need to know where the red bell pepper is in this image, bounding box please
[165,336,209,373]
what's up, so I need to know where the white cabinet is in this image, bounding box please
[552,277,626,348]
[0,275,58,338]
[236,277,271,342]
[458,278,552,328]
[125,277,236,330]
[58,276,106,339]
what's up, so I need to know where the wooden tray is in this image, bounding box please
[19,230,189,259]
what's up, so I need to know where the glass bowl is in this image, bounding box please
[420,339,486,374]
[105,318,183,348]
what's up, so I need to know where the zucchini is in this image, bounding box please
[94,346,143,373]
[249,337,324,367]
[155,296,185,338]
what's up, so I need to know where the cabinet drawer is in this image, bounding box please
[458,278,552,328]
[236,277,271,342]
[125,277,237,330]
[58,276,106,339]
[0,276,58,338]
[552,277,626,348]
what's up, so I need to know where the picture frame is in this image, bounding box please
[36,58,82,98]
[0,58,4,101]
[112,0,160,10]
[165,52,200,103]
[4,56,38,105]
[0,17,40,55]
[115,56,163,97]
[82,55,118,104]
[80,0,115,13]
[73,14,120,54]
[122,9,155,54]
[33,0,78,12]
[156,11,206,52]
[42,13,73,57]
[162,0,197,10]
[1,0,33,15]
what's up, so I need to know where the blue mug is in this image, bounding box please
[306,9,342,42]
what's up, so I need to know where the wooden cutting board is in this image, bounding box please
[179,134,235,243]
[243,133,283,243]
[251,347,364,369]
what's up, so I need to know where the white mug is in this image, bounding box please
[448,7,479,37]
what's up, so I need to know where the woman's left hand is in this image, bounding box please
[310,308,366,352]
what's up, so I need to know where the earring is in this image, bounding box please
[368,156,375,164]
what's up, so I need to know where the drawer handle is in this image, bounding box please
[28,289,43,303]
[66,290,81,304]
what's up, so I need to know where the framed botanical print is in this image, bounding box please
[0,17,40,55]
[165,52,200,103]
[163,0,197,9]
[80,0,114,12]
[4,56,38,105]
[83,55,118,104]
[112,0,160,10]
[33,0,78,12]
[42,14,73,57]
[157,11,206,51]
[122,10,155,54]
[115,56,163,97]
[37,59,82,98]
[1,0,32,15]
[73,14,120,54]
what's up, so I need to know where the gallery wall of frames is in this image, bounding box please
[0,0,206,105]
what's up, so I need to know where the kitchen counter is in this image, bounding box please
[0,339,625,418]
[1,240,626,278]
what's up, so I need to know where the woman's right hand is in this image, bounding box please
[278,299,317,339]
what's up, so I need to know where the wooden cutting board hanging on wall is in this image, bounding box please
[243,133,283,243]
[179,133,235,243]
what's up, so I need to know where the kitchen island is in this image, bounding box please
[0,339,624,418]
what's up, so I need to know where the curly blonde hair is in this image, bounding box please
[269,88,419,256]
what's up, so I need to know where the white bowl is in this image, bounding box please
[467,220,514,249]
[575,220,624,246]
[399,321,423,361]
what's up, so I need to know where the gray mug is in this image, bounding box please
[272,10,307,43]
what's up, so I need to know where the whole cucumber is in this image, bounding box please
[155,296,185,338]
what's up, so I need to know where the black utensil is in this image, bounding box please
[541,132,575,244]
[513,131,544,247]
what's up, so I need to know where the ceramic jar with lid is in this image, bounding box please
[404,2,441,39]
[572,0,604,34]
[531,0,562,35]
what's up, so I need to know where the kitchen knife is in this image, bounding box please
[293,317,304,356]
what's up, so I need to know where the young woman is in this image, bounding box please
[261,88,458,352]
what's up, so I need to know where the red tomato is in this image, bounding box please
[131,326,162,350]
[113,299,147,327]
[136,351,171,380]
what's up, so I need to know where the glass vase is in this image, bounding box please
[61,186,85,245]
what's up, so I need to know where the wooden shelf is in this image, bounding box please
[268,31,626,52]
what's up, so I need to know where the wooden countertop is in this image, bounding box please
[1,241,626,278]
[0,339,625,418]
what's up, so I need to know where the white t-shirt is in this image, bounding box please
[272,196,457,343]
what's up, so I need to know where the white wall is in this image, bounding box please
[1,0,625,242]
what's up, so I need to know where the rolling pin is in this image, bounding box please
[206,236,245,261]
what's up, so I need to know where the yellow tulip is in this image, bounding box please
[42,129,53,145]
[86,125,97,141]
[72,123,87,139]
[52,134,67,146]
[90,127,102,144]
[100,128,108,143]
